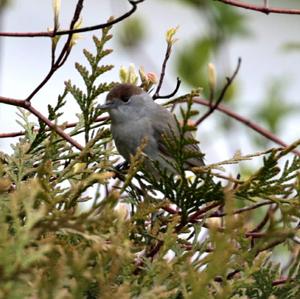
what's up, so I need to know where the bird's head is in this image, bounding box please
[98,83,152,122]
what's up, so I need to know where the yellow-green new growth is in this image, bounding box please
[166,26,179,45]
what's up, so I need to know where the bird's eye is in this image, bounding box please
[121,95,131,102]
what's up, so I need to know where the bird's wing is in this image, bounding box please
[150,106,204,168]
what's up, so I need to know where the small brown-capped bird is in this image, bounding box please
[98,83,204,173]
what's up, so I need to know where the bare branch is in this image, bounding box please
[192,97,300,157]
[153,77,181,100]
[27,105,83,150]
[272,277,291,286]
[208,200,273,218]
[215,0,300,15]
[249,205,277,233]
[153,41,173,99]
[0,0,144,38]
[0,96,83,150]
[188,201,221,223]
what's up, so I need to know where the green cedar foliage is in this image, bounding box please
[0,23,300,299]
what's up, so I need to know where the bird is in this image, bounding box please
[98,83,204,174]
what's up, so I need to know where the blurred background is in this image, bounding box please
[0,0,299,162]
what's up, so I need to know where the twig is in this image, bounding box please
[188,201,221,223]
[27,105,83,150]
[0,96,83,150]
[255,236,289,252]
[214,269,241,282]
[192,97,300,157]
[0,0,144,38]
[249,205,276,233]
[196,57,241,126]
[162,205,178,214]
[215,271,291,286]
[146,240,164,258]
[215,0,300,15]
[153,42,173,99]
[245,231,266,238]
[4,96,300,159]
[174,201,221,232]
[153,77,181,100]
[208,200,273,218]
[272,277,291,286]
[0,1,85,150]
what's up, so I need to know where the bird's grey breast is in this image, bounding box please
[111,116,157,161]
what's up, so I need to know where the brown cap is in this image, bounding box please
[107,84,144,103]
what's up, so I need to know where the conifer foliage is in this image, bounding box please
[0,1,300,298]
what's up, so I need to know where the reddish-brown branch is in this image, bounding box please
[0,0,143,38]
[216,0,300,15]
[0,131,25,138]
[245,231,266,238]
[208,201,273,218]
[27,105,83,150]
[173,201,222,232]
[162,204,178,214]
[249,205,277,234]
[0,97,83,150]
[0,96,30,108]
[189,201,221,223]
[272,277,291,286]
[193,97,300,157]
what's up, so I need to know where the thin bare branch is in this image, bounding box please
[192,97,300,157]
[153,43,173,99]
[27,105,83,150]
[0,96,83,150]
[154,77,181,100]
[249,205,277,233]
[208,200,273,218]
[215,0,300,15]
[189,201,221,223]
[0,0,144,38]
[272,277,291,286]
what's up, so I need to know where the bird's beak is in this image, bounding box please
[97,101,115,110]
